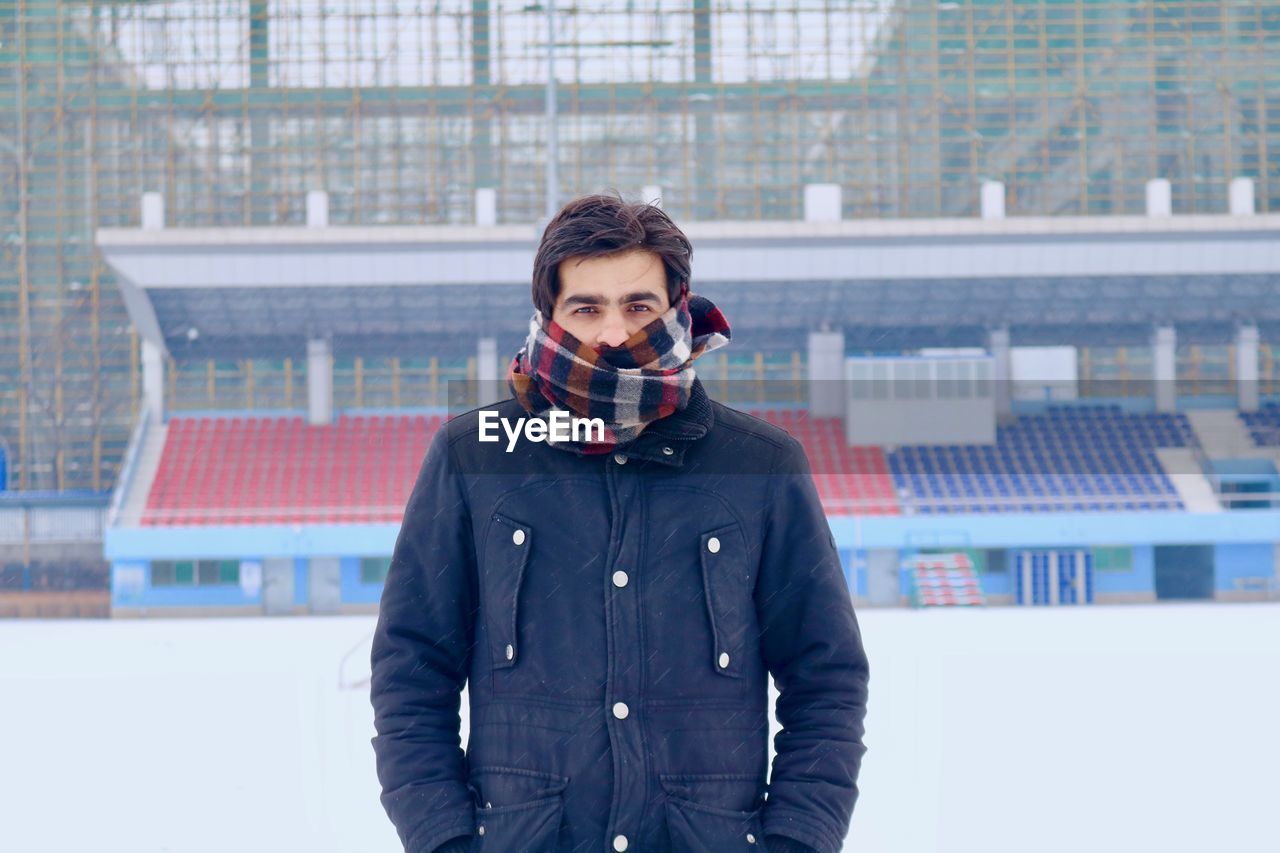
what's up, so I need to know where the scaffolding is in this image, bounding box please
[1,0,1279,490]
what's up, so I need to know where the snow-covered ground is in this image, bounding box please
[1,603,1276,853]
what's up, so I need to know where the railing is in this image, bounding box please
[698,353,807,405]
[824,491,1182,512]
[1216,492,1280,509]
[166,356,481,411]
[141,505,406,524]
[0,493,110,545]
[1184,427,1222,497]
[107,407,150,528]
[819,497,901,514]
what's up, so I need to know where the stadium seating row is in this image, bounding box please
[141,405,1206,525]
[1239,401,1280,446]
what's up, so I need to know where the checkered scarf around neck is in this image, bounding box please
[506,291,731,454]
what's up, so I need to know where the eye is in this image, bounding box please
[629,304,652,312]
[573,306,598,314]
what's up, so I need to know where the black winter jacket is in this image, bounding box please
[370,378,869,853]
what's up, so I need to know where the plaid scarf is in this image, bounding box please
[507,292,731,454]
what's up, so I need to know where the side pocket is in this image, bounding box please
[471,766,569,853]
[660,774,766,852]
[699,523,752,679]
[482,513,532,671]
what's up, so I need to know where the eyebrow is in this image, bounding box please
[561,291,663,307]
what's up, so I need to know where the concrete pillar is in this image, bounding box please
[642,185,663,208]
[987,326,1012,420]
[1151,325,1177,413]
[307,338,333,426]
[1229,178,1256,216]
[306,190,329,227]
[1236,324,1260,413]
[141,192,164,230]
[477,337,500,401]
[807,329,845,418]
[803,184,842,223]
[980,181,1006,219]
[1145,179,1172,217]
[475,188,497,227]
[141,339,165,424]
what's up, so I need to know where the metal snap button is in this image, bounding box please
[718,651,730,668]
[707,536,721,553]
[505,644,514,660]
[746,832,756,844]
[612,570,629,588]
[612,701,629,719]
[478,825,485,836]
[613,453,627,465]
[512,528,525,546]
[661,446,674,456]
[613,834,629,851]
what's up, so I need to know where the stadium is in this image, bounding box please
[2,2,1280,852]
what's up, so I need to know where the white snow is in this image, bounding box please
[1,603,1276,853]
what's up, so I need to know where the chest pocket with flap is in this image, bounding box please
[481,512,532,671]
[699,522,751,679]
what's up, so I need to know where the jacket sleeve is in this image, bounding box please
[754,435,870,853]
[370,427,480,853]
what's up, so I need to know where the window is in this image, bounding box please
[151,561,177,585]
[361,556,392,585]
[913,361,933,400]
[849,362,871,400]
[1093,546,1132,572]
[892,362,915,400]
[870,362,890,400]
[152,559,240,586]
[973,360,992,397]
[937,361,956,399]
[198,560,240,585]
[954,361,972,398]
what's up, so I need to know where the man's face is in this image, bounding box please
[551,249,672,350]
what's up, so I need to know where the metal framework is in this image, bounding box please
[2,0,1279,490]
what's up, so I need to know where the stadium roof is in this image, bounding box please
[97,214,1280,359]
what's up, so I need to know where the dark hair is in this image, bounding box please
[531,192,692,319]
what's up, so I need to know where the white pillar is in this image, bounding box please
[988,326,1012,419]
[980,181,1006,219]
[1236,324,1260,413]
[807,329,845,417]
[803,184,842,223]
[1229,178,1256,216]
[307,338,333,426]
[475,188,497,226]
[306,190,329,227]
[1151,325,1177,413]
[1145,179,1172,217]
[141,339,165,424]
[642,185,663,207]
[477,337,499,401]
[141,192,165,230]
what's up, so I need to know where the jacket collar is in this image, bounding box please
[540,376,715,468]
[612,376,715,467]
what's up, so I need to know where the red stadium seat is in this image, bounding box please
[141,413,441,527]
[745,408,901,517]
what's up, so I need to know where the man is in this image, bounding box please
[371,193,869,853]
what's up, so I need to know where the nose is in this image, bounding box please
[597,314,628,348]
